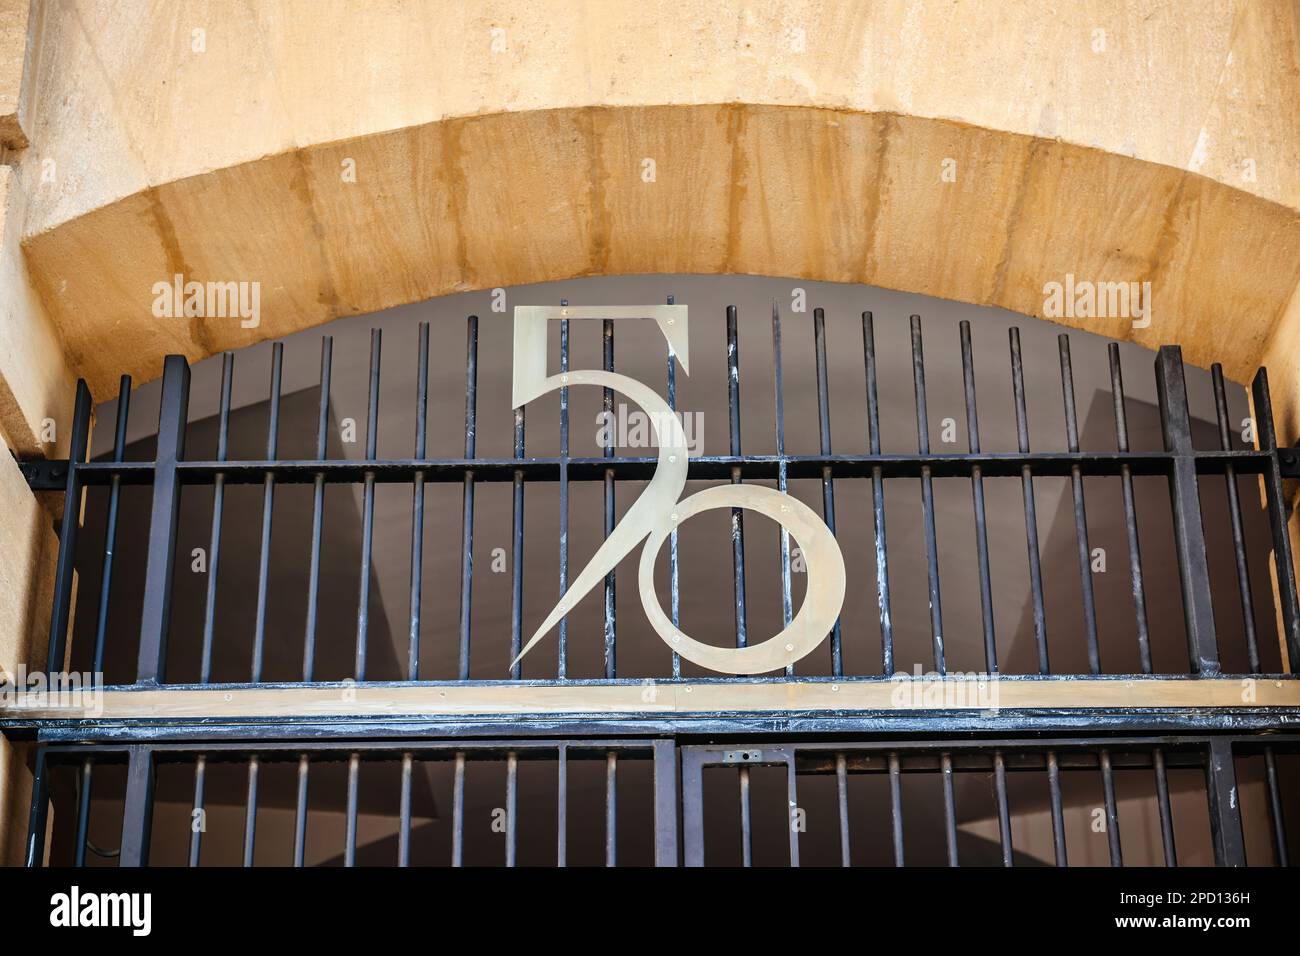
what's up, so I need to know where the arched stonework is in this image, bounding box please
[19,103,1300,398]
[2,0,1298,445]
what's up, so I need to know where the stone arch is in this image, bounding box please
[20,104,1300,402]
[3,0,1299,444]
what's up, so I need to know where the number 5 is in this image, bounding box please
[511,305,845,675]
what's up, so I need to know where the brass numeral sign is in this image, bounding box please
[511,306,846,675]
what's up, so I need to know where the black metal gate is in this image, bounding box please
[22,735,1300,866]
[8,300,1300,866]
[680,738,1297,867]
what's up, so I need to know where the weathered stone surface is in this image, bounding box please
[0,445,58,867]
[0,737,36,866]
[0,166,76,457]
[0,449,57,683]
[3,0,1297,411]
[14,103,1300,403]
[0,0,30,149]
[0,382,61,871]
[16,1,1300,229]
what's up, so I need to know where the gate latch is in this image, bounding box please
[723,749,764,764]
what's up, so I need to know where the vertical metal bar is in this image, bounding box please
[1156,346,1220,674]
[250,343,283,682]
[726,306,748,651]
[510,402,526,679]
[605,751,618,867]
[941,752,958,866]
[136,356,190,684]
[93,375,132,674]
[345,752,360,867]
[888,752,904,866]
[199,354,231,683]
[652,739,679,867]
[1263,746,1289,866]
[813,308,843,675]
[189,754,206,867]
[1212,364,1260,672]
[556,744,568,867]
[409,323,430,679]
[303,337,331,681]
[1250,367,1300,671]
[836,752,851,867]
[1108,344,1152,673]
[74,757,93,867]
[46,379,92,675]
[667,295,681,678]
[119,745,154,867]
[355,330,381,680]
[960,322,997,672]
[293,754,309,868]
[1047,751,1067,866]
[786,754,800,867]
[680,749,706,866]
[603,320,617,679]
[1153,747,1177,866]
[1010,329,1050,673]
[1204,738,1245,866]
[1097,749,1121,866]
[1059,335,1101,674]
[452,751,466,867]
[772,302,794,675]
[24,745,49,868]
[993,751,1013,866]
[557,315,570,678]
[911,316,944,674]
[506,751,518,867]
[863,312,893,674]
[458,316,478,680]
[739,766,752,867]
[399,752,413,867]
[242,754,260,866]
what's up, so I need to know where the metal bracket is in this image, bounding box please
[722,749,764,764]
[16,457,70,491]
[1279,444,1300,479]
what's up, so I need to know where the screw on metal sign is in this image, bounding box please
[510,305,846,675]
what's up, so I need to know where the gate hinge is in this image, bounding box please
[16,457,70,491]
[1281,445,1300,479]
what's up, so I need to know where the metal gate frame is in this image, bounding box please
[27,737,680,868]
[27,732,1296,867]
[679,736,1298,867]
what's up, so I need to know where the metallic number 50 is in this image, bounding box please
[511,306,845,675]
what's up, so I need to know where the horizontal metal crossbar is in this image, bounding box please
[50,448,1282,485]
